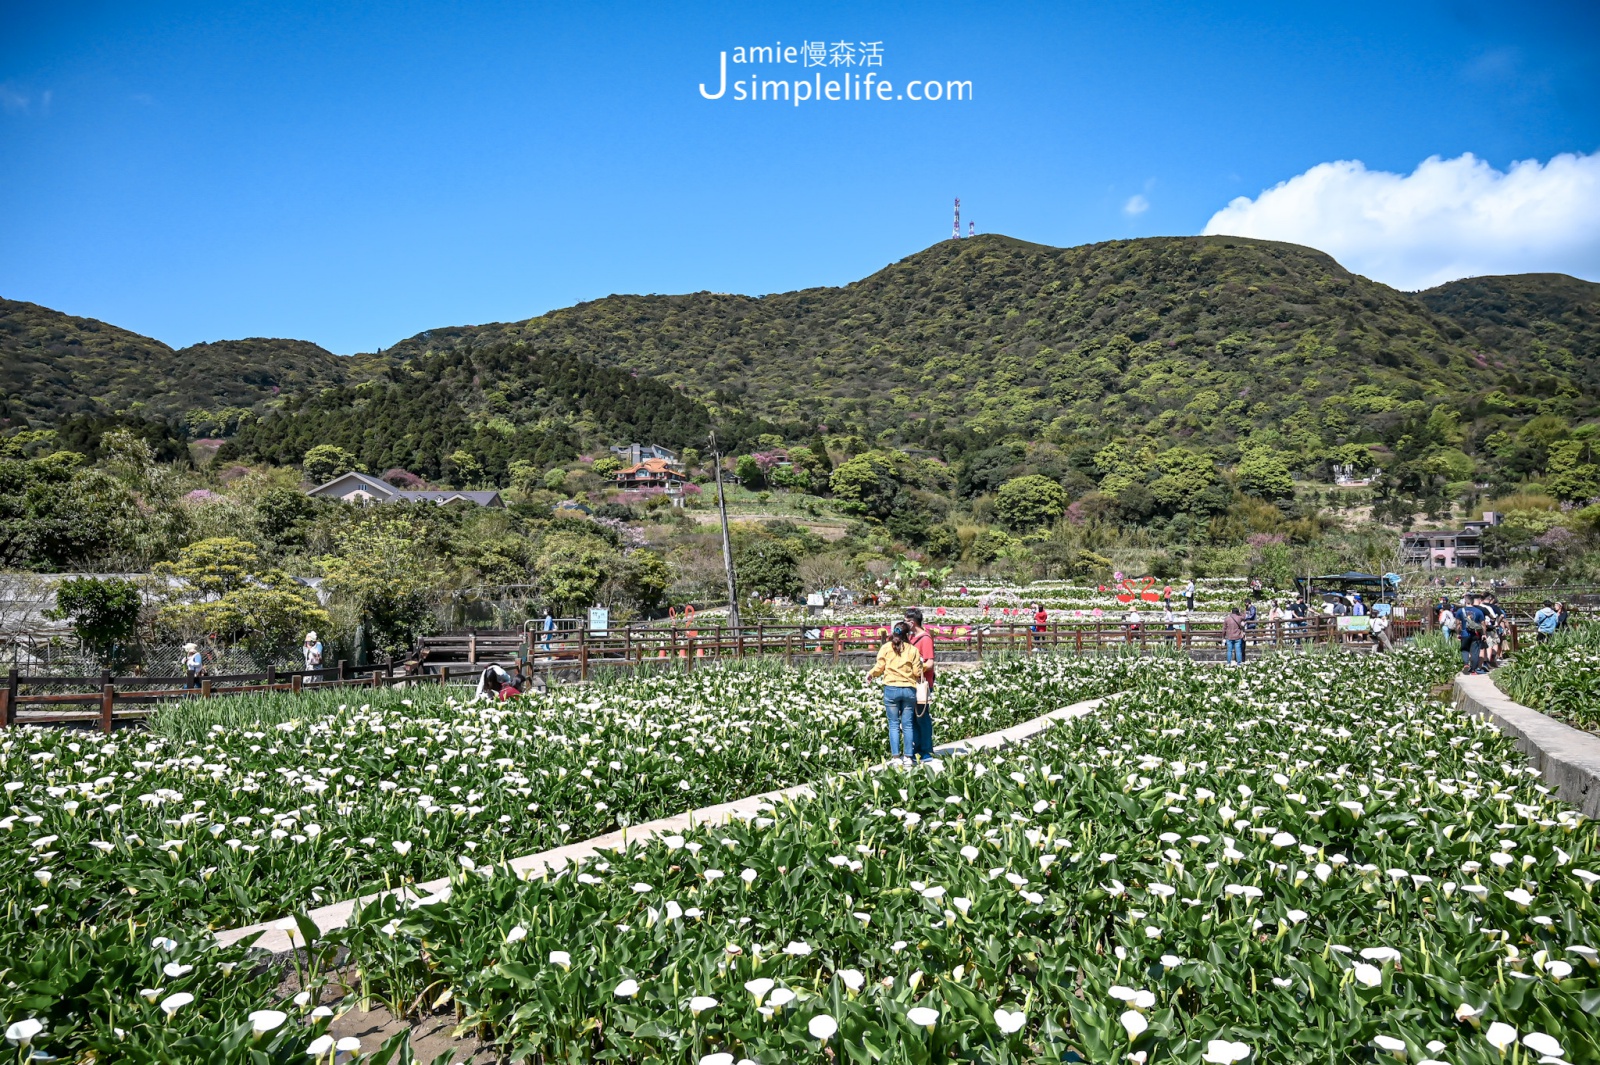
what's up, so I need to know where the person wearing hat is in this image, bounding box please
[302,631,324,681]
[182,642,204,689]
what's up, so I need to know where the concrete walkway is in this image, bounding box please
[214,694,1109,954]
[1454,673,1600,818]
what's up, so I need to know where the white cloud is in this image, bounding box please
[1123,194,1149,216]
[0,84,29,114]
[1202,151,1600,289]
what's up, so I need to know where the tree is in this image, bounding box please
[592,456,624,479]
[735,454,765,489]
[318,517,443,662]
[734,536,801,600]
[535,530,616,613]
[302,445,364,484]
[256,487,317,550]
[1235,450,1295,502]
[154,537,261,596]
[156,538,328,666]
[994,475,1068,531]
[829,452,900,519]
[1148,448,1217,510]
[0,451,137,571]
[1546,440,1600,503]
[606,549,672,615]
[447,449,485,488]
[49,577,142,669]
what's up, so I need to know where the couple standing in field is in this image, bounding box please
[866,607,937,766]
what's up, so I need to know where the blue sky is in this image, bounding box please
[2,0,1597,353]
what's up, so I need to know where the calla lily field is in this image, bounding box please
[2,645,1597,1064]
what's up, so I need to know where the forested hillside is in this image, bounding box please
[213,344,787,484]
[8,235,1599,492]
[0,299,358,425]
[374,235,1599,464]
[1418,273,1600,394]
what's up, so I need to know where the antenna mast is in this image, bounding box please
[952,198,961,239]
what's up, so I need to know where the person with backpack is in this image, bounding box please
[867,622,926,767]
[1534,600,1559,643]
[1454,594,1488,675]
[1183,578,1196,611]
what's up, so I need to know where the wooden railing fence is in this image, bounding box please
[2,614,1437,733]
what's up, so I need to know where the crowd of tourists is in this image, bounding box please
[1438,592,1568,675]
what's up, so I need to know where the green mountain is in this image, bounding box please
[1418,273,1600,394]
[0,298,356,426]
[8,236,1598,490]
[214,344,762,485]
[371,234,1599,465]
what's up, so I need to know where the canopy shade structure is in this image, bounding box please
[1293,572,1401,603]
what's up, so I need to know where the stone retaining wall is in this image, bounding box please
[1453,673,1600,819]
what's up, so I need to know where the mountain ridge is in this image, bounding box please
[6,236,1598,489]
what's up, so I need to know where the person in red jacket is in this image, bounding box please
[905,607,937,762]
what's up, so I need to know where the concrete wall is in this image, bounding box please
[1454,673,1600,819]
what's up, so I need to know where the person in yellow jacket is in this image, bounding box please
[867,622,926,766]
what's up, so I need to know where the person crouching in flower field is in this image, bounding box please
[867,622,926,767]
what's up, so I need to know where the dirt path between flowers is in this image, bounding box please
[228,693,1111,1061]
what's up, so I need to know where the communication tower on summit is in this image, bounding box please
[952,198,961,239]
[969,221,975,237]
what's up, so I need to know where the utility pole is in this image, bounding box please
[709,429,740,630]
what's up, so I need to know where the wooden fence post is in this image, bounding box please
[266,666,277,691]
[201,677,212,697]
[291,673,302,694]
[3,668,15,727]
[338,659,349,683]
[468,633,477,666]
[100,682,115,734]
[579,629,589,682]
[976,629,983,661]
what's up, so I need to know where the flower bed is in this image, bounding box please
[0,656,1138,1061]
[1498,625,1600,734]
[334,645,1600,1064]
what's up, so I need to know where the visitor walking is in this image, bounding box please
[540,609,556,655]
[302,631,323,681]
[1454,594,1488,675]
[1557,601,1571,631]
[1222,607,1246,665]
[1535,600,1559,643]
[1480,595,1504,667]
[1290,595,1308,647]
[1183,578,1196,611]
[1030,602,1048,651]
[867,622,926,767]
[1126,603,1143,644]
[905,608,937,763]
[1243,599,1258,632]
